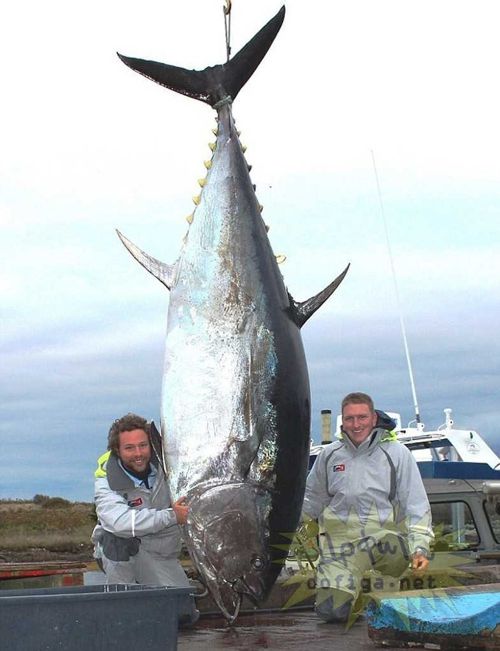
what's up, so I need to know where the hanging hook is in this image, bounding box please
[223,0,232,61]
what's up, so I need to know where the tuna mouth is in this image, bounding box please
[218,586,243,624]
[204,577,243,623]
[209,574,263,621]
[231,575,265,606]
[189,547,266,621]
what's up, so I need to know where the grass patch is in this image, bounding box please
[0,498,96,555]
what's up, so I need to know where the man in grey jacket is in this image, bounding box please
[302,392,433,623]
[92,413,191,588]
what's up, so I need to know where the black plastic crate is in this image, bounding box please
[0,583,192,651]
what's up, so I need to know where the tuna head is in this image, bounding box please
[186,482,272,621]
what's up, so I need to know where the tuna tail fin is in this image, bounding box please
[117,6,285,107]
[116,229,177,290]
[290,264,350,328]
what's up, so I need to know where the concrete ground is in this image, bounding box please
[177,610,415,651]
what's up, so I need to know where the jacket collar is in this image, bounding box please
[343,427,385,453]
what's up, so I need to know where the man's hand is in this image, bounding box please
[172,496,189,525]
[411,550,429,571]
[293,517,320,564]
[299,517,319,540]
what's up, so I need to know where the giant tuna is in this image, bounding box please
[116,6,348,620]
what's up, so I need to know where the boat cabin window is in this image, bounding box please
[484,499,500,544]
[430,501,480,550]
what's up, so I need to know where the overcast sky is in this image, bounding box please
[2,0,499,501]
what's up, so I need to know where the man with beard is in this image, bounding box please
[92,413,198,623]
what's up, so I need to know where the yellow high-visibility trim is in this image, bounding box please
[94,450,111,478]
[381,430,398,442]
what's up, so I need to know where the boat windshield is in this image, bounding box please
[484,500,500,544]
[430,501,480,551]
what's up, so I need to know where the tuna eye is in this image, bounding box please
[251,556,264,570]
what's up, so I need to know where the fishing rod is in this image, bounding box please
[371,150,424,429]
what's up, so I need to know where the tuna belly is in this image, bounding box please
[161,311,278,498]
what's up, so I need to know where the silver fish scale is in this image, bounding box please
[163,105,282,501]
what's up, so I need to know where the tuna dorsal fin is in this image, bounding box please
[116,229,177,290]
[117,6,285,108]
[290,264,350,328]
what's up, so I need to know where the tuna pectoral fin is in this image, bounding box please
[117,6,285,107]
[291,264,350,328]
[116,229,176,290]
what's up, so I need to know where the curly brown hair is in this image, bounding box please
[107,413,151,455]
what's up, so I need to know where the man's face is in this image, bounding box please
[118,429,151,474]
[342,402,378,446]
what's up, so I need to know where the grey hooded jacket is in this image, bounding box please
[303,411,433,554]
[94,453,181,562]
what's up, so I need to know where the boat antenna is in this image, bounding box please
[371,150,423,428]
